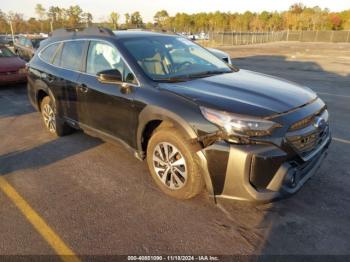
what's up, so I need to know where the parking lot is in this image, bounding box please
[0,42,349,258]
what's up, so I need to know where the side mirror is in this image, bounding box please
[97,69,122,84]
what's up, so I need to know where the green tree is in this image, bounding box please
[82,12,93,27]
[110,12,120,29]
[130,11,143,28]
[154,10,169,28]
[35,4,46,31]
[0,10,10,33]
[124,13,130,27]
[35,4,46,20]
[66,5,83,28]
[7,12,26,33]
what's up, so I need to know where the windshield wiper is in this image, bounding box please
[153,76,190,83]
[153,70,232,83]
[186,70,232,79]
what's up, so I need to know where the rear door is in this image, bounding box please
[56,40,88,122]
[37,41,65,99]
[76,40,138,146]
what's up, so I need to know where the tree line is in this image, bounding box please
[1,3,350,34]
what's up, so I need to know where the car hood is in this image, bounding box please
[159,69,317,117]
[0,57,26,72]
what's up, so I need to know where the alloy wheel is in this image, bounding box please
[152,142,187,190]
[42,103,56,133]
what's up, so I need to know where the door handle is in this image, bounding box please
[78,84,88,93]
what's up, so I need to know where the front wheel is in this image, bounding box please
[40,96,73,137]
[146,127,204,199]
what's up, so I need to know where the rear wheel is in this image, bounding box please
[146,127,204,199]
[40,96,73,136]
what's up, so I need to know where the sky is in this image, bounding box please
[2,0,350,22]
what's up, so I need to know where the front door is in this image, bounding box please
[77,40,139,146]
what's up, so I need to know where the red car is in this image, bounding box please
[0,45,27,85]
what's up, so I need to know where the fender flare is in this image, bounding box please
[34,79,54,108]
[137,105,198,152]
[137,105,215,199]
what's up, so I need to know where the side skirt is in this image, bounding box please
[64,117,144,161]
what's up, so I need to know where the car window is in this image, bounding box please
[25,39,32,48]
[40,43,60,64]
[0,46,15,57]
[86,41,137,84]
[121,36,231,81]
[31,38,44,49]
[61,41,85,71]
[19,37,26,46]
[52,44,63,66]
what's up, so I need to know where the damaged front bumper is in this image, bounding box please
[198,133,331,203]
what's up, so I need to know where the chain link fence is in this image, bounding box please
[207,30,350,46]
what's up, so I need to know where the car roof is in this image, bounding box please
[50,27,177,41]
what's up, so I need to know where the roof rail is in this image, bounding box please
[51,27,114,38]
[124,28,177,35]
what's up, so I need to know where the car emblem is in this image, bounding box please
[313,116,326,130]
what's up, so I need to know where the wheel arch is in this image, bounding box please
[36,89,48,111]
[137,105,198,158]
[35,81,55,112]
[137,105,216,200]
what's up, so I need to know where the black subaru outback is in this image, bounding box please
[27,27,331,202]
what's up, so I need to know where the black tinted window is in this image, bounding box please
[40,43,60,63]
[61,41,85,71]
[31,38,44,49]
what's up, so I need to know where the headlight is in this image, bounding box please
[18,68,26,74]
[200,107,280,138]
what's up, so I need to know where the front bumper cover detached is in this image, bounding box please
[199,133,331,203]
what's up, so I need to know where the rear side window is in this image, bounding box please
[60,41,85,71]
[40,43,60,64]
[52,45,63,66]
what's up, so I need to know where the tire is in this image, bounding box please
[40,96,73,137]
[146,126,204,199]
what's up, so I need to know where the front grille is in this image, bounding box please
[286,109,329,159]
[287,126,329,155]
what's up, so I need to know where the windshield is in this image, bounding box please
[120,36,233,82]
[0,46,15,57]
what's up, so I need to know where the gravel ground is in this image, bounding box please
[0,41,349,258]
